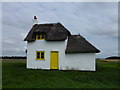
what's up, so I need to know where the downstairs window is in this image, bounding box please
[36,51,45,60]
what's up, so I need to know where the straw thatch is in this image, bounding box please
[24,23,100,53]
[24,22,71,41]
[65,35,100,53]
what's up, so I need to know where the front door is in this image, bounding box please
[50,51,58,69]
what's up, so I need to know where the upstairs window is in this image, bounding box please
[36,33,45,40]
[36,51,45,60]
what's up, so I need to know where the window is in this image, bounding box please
[36,51,45,60]
[36,33,45,40]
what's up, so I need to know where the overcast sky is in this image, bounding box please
[2,2,118,58]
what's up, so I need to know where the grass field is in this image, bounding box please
[2,60,119,88]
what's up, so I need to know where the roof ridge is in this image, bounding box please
[36,22,61,25]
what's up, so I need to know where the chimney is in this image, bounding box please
[33,16,38,24]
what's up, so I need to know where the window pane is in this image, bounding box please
[37,52,40,55]
[37,55,40,59]
[37,35,40,39]
[37,52,40,59]
[41,34,45,39]
[41,52,44,59]
[41,55,44,59]
[41,52,44,56]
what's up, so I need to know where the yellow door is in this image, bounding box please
[50,51,58,69]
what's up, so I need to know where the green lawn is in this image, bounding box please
[2,60,119,88]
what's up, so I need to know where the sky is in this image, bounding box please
[1,2,118,58]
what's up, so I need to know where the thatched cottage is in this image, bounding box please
[24,17,100,71]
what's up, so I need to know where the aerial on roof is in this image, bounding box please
[24,22,71,41]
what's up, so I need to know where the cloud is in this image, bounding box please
[2,47,26,56]
[2,24,27,56]
[3,40,15,44]
[2,2,118,58]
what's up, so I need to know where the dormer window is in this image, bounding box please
[36,33,45,40]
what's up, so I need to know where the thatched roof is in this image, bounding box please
[65,35,100,53]
[24,22,100,53]
[24,22,71,41]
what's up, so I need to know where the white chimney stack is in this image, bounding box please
[33,16,38,24]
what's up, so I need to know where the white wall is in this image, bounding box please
[65,53,96,71]
[27,39,96,71]
[27,40,67,70]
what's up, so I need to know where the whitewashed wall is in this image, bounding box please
[65,53,96,71]
[27,39,96,71]
[27,40,67,70]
